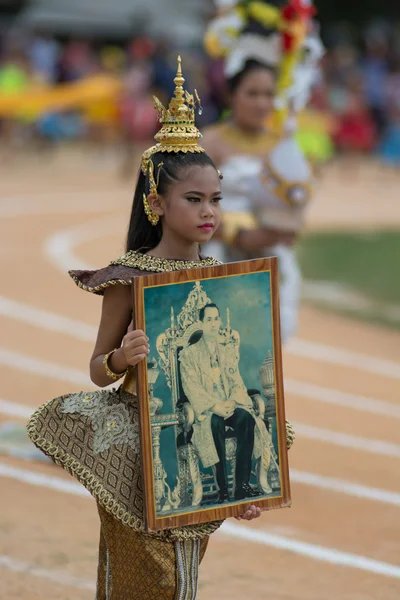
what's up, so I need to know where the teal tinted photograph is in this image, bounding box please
[143,271,281,518]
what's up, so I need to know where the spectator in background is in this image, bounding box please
[332,72,377,154]
[327,42,360,89]
[362,24,390,139]
[119,37,158,178]
[384,53,400,122]
[56,40,97,83]
[378,53,400,166]
[0,50,30,94]
[151,38,176,103]
[30,31,60,84]
[0,50,33,157]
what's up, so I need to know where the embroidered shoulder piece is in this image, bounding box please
[69,265,135,295]
[69,252,222,295]
[110,250,222,273]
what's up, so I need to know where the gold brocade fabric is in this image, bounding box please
[68,251,221,295]
[27,387,222,541]
[110,250,221,273]
[26,252,223,542]
[96,504,209,600]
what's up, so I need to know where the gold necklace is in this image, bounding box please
[219,121,279,155]
[111,250,221,273]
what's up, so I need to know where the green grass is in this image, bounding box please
[298,230,400,305]
[297,230,400,329]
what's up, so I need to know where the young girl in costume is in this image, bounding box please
[27,57,294,599]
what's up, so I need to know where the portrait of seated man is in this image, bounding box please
[179,303,267,503]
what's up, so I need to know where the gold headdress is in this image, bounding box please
[204,1,322,132]
[141,56,205,224]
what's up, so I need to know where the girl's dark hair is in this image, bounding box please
[126,151,217,252]
[227,59,277,94]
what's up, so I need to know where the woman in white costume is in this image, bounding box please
[202,0,323,343]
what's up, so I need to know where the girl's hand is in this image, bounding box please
[121,326,150,367]
[235,505,261,521]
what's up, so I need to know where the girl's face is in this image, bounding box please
[152,165,222,246]
[231,68,276,130]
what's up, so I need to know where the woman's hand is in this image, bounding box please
[121,326,150,367]
[235,505,261,521]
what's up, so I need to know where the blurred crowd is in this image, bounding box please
[0,19,400,166]
[318,22,400,164]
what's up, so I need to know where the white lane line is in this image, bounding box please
[0,399,33,419]
[0,347,92,387]
[3,459,400,509]
[8,192,398,381]
[0,464,90,497]
[0,554,95,592]
[303,279,400,326]
[3,397,400,461]
[291,469,400,506]
[42,216,400,381]
[2,297,399,420]
[43,215,125,272]
[221,523,400,579]
[0,192,126,218]
[292,422,400,458]
[0,296,97,342]
[285,378,400,419]
[287,338,400,380]
[2,463,400,579]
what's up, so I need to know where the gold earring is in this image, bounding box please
[143,193,159,226]
[148,160,158,197]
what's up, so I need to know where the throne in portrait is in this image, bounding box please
[156,281,277,508]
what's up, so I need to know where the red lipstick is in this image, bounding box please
[198,223,214,232]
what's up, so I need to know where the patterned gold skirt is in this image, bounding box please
[26,380,217,599]
[26,385,222,543]
[96,504,209,599]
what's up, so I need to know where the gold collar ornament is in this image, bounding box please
[111,250,221,272]
[141,56,205,226]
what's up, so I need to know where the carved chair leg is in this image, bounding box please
[187,445,203,507]
[257,456,273,494]
[225,438,237,497]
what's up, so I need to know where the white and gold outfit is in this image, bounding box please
[179,337,270,469]
[204,120,312,342]
[204,0,323,343]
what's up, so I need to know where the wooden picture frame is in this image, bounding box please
[133,257,291,532]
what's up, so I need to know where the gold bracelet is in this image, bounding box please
[285,420,295,450]
[103,349,127,381]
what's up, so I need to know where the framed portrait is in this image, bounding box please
[133,257,291,532]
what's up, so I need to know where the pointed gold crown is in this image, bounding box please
[141,56,205,176]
